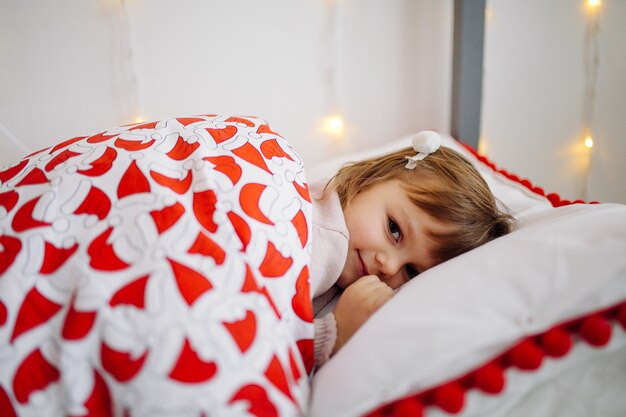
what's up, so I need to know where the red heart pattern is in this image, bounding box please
[0,115,313,416]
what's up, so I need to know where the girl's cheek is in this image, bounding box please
[337,273,357,289]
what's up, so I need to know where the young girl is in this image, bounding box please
[308,131,515,367]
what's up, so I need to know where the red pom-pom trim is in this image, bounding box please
[579,315,612,347]
[472,362,505,394]
[392,397,425,417]
[539,327,573,358]
[508,339,544,370]
[433,382,465,414]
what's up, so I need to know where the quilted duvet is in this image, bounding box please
[0,115,314,417]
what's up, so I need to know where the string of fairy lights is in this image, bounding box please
[112,0,143,125]
[581,0,602,200]
[320,0,345,141]
[0,1,607,194]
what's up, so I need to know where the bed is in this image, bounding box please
[1,114,625,417]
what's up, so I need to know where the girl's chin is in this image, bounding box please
[336,273,356,289]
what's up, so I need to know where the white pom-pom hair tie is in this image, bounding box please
[404,130,441,169]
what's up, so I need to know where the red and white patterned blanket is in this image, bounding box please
[0,115,314,417]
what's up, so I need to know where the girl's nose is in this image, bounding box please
[375,251,402,280]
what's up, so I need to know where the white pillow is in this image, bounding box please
[308,134,626,417]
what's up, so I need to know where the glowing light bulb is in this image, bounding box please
[584,135,594,149]
[477,136,488,156]
[132,116,145,124]
[485,7,493,24]
[587,0,601,8]
[322,114,345,138]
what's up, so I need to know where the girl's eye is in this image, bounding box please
[388,218,401,241]
[405,264,419,279]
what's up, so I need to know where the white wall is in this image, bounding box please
[0,0,453,170]
[2,1,623,204]
[482,0,626,204]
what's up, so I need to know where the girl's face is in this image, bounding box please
[337,179,451,289]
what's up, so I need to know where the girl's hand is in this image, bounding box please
[332,275,393,355]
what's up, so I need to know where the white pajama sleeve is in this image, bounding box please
[314,313,337,368]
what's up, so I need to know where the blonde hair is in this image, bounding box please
[325,145,515,264]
